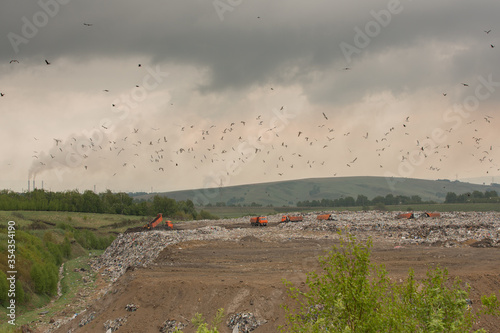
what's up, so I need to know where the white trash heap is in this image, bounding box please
[91,212,500,282]
[279,211,500,247]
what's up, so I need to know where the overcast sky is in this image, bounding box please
[1,0,499,194]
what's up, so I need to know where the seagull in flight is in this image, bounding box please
[45,59,51,65]
[322,112,328,120]
[83,23,93,26]
[10,60,19,63]
[484,29,491,34]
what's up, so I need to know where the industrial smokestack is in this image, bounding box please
[33,179,35,190]
[28,179,30,192]
[42,180,44,190]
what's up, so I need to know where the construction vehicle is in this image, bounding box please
[250,216,268,226]
[280,215,303,222]
[396,212,441,219]
[422,212,441,218]
[317,214,337,221]
[124,213,173,233]
[396,212,414,219]
[143,213,173,230]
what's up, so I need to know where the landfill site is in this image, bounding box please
[46,211,500,333]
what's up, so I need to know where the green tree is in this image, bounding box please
[82,190,102,213]
[445,192,458,203]
[356,194,369,206]
[282,232,500,332]
[61,236,72,258]
[45,263,58,296]
[15,279,25,303]
[344,196,356,206]
[30,263,48,294]
[0,270,8,306]
[410,195,423,204]
[484,190,498,198]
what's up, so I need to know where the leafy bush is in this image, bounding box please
[374,202,387,211]
[15,279,25,303]
[0,270,8,306]
[191,308,225,333]
[30,263,48,294]
[197,210,219,220]
[73,229,114,250]
[282,232,500,332]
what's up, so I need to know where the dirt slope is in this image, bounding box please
[55,235,500,333]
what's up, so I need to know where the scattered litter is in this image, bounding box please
[159,319,187,333]
[125,304,138,312]
[78,311,96,327]
[227,312,263,332]
[104,317,127,332]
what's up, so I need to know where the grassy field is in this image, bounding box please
[0,210,149,235]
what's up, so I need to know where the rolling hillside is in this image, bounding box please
[133,176,500,207]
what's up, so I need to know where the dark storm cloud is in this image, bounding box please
[2,0,499,104]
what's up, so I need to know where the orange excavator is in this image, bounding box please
[124,213,173,233]
[143,213,173,230]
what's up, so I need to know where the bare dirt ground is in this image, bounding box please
[46,216,500,333]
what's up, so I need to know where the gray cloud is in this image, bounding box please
[1,0,499,192]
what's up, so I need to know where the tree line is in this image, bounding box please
[445,190,499,203]
[0,189,217,220]
[297,193,429,208]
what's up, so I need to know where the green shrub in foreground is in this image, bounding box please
[191,308,225,333]
[282,232,500,333]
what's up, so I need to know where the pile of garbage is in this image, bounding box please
[91,226,234,281]
[78,311,96,327]
[91,231,176,281]
[125,303,138,312]
[104,316,127,332]
[158,319,187,333]
[278,211,500,247]
[227,312,263,332]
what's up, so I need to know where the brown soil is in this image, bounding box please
[53,226,500,333]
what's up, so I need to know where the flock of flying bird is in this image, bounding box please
[3,23,498,186]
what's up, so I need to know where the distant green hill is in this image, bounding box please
[134,176,500,207]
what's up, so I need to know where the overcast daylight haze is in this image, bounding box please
[1,0,500,194]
